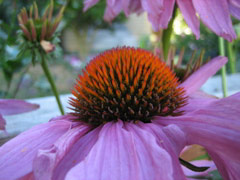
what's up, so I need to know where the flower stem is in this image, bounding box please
[227,41,236,74]
[218,37,227,97]
[162,7,177,60]
[179,158,209,172]
[40,53,64,115]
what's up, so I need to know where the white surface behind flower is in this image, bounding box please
[1,73,240,144]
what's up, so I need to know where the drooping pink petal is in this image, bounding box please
[147,0,175,30]
[66,121,174,180]
[176,0,200,39]
[229,0,240,19]
[122,0,143,16]
[0,99,39,116]
[122,0,131,15]
[141,0,164,16]
[83,0,100,12]
[52,126,101,180]
[136,122,187,179]
[192,0,236,41]
[182,160,216,178]
[104,0,123,22]
[0,114,6,130]
[0,119,71,179]
[33,124,92,180]
[208,150,240,180]
[155,92,240,179]
[179,56,227,95]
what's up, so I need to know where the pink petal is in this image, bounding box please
[122,0,131,15]
[52,126,101,180]
[179,56,227,95]
[155,92,240,179]
[229,0,240,19]
[83,0,100,12]
[147,0,175,31]
[122,0,143,16]
[208,150,240,180]
[180,93,217,113]
[0,119,71,179]
[182,160,216,178]
[192,0,236,41]
[0,99,39,115]
[137,122,187,179]
[0,114,6,131]
[66,121,174,180]
[176,0,200,39]
[104,0,123,22]
[189,90,218,99]
[33,124,91,180]
[141,0,164,16]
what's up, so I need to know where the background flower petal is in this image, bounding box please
[179,56,227,95]
[83,0,100,12]
[192,0,236,41]
[66,121,174,180]
[122,0,143,16]
[103,0,123,21]
[229,0,240,19]
[0,99,39,116]
[147,0,175,30]
[141,0,164,16]
[0,114,6,131]
[0,120,71,180]
[176,0,200,39]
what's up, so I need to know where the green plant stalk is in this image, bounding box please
[218,37,227,97]
[227,41,236,73]
[162,8,177,60]
[40,53,64,115]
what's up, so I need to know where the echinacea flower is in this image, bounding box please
[84,0,240,41]
[0,99,39,131]
[18,0,64,54]
[0,47,239,180]
[17,0,65,115]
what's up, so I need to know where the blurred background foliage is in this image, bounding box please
[0,0,239,99]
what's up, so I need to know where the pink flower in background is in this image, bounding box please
[0,47,239,179]
[84,0,240,41]
[0,99,39,131]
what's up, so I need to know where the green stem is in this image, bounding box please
[162,7,177,60]
[218,37,227,97]
[40,53,64,115]
[227,41,236,73]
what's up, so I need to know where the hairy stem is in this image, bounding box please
[40,53,64,115]
[218,37,227,97]
[227,41,236,74]
[162,7,177,60]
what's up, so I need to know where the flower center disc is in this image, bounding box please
[70,47,186,125]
